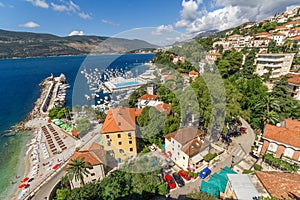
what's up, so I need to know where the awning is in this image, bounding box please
[52,163,60,170]
[190,153,203,164]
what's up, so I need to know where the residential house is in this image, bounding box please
[137,94,163,109]
[164,126,209,170]
[254,53,295,78]
[67,143,117,188]
[224,174,261,200]
[286,73,300,100]
[156,103,172,115]
[252,37,271,48]
[213,39,230,51]
[101,107,138,163]
[291,35,300,46]
[269,33,286,46]
[206,52,221,62]
[189,70,199,81]
[255,171,300,199]
[260,119,300,162]
[285,21,298,29]
[289,27,300,37]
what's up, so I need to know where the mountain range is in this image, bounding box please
[0,29,157,58]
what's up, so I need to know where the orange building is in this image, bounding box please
[101,107,137,163]
[260,119,300,161]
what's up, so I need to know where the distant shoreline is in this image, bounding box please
[0,52,155,60]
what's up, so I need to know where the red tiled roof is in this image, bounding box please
[285,119,300,131]
[230,34,241,37]
[180,73,188,77]
[263,121,300,148]
[138,94,157,100]
[68,143,107,167]
[275,26,285,29]
[256,171,300,199]
[101,107,136,133]
[156,103,172,115]
[189,70,199,75]
[291,35,300,41]
[165,126,204,144]
[135,109,143,117]
[287,73,300,86]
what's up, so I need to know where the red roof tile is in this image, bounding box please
[189,70,199,75]
[286,73,300,85]
[135,109,143,117]
[138,94,157,100]
[156,103,172,115]
[263,120,300,148]
[256,171,300,199]
[291,35,300,41]
[101,107,136,133]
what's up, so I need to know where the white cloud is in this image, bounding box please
[68,30,84,36]
[176,0,300,35]
[78,12,91,19]
[50,2,68,12]
[101,19,120,26]
[26,0,49,9]
[50,0,91,19]
[152,25,174,35]
[19,21,40,28]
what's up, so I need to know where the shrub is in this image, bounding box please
[254,164,262,171]
[203,153,218,162]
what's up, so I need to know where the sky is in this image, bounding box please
[0,0,299,44]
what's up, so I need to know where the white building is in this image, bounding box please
[67,143,116,188]
[137,94,163,109]
[254,53,295,78]
[164,126,209,170]
[286,73,300,100]
[270,33,286,46]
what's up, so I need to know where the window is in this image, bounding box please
[130,148,133,152]
[118,141,122,145]
[117,134,121,138]
[128,133,132,138]
[178,152,180,155]
[172,148,174,151]
[91,173,95,176]
[106,135,110,139]
[178,144,180,148]
[119,149,125,154]
[183,156,185,160]
[107,141,111,146]
[129,140,132,144]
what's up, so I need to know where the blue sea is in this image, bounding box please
[0,54,154,199]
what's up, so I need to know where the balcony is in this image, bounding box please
[257,57,284,62]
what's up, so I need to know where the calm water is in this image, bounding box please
[0,54,154,199]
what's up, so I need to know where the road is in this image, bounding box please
[169,117,256,199]
[32,168,66,200]
[26,123,102,200]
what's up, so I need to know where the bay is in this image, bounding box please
[0,53,154,199]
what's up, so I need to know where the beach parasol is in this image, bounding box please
[18,183,27,189]
[22,177,29,182]
[52,163,60,170]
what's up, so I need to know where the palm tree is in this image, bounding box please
[255,95,281,129]
[67,157,90,186]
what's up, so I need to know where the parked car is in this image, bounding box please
[199,167,211,179]
[172,172,185,187]
[178,170,191,181]
[164,174,176,189]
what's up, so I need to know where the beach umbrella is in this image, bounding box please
[22,177,29,182]
[52,163,60,170]
[18,183,27,189]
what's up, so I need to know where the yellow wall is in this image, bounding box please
[102,130,137,162]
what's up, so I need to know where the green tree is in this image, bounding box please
[67,157,90,186]
[254,94,281,129]
[75,118,91,133]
